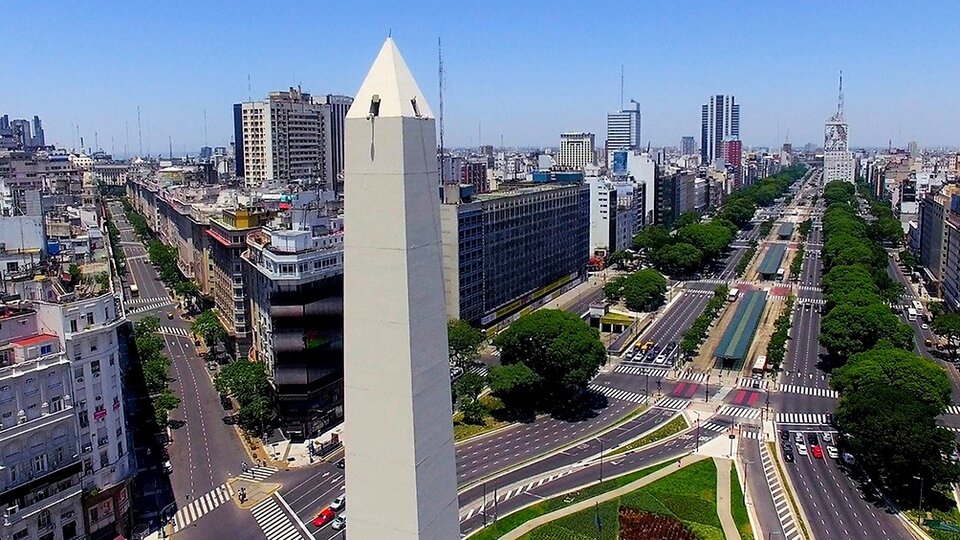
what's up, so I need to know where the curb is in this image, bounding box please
[768,440,814,539]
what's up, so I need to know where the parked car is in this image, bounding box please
[313,508,336,527]
[811,445,824,459]
[821,432,834,444]
[783,450,795,463]
[779,429,790,441]
[796,443,808,457]
[826,446,839,459]
[162,460,173,474]
[331,514,346,530]
[336,458,345,469]
[330,495,345,512]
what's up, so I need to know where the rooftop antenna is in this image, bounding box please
[204,109,208,147]
[438,36,445,183]
[124,120,130,159]
[247,74,252,102]
[137,106,143,156]
[94,131,99,153]
[168,135,173,160]
[478,121,482,150]
[836,70,844,120]
[620,64,624,111]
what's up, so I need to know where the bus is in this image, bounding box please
[129,283,139,298]
[752,355,768,376]
[907,307,918,321]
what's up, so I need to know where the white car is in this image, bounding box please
[826,446,839,459]
[654,354,667,364]
[331,514,346,530]
[330,495,345,511]
[796,443,808,457]
[922,323,930,330]
[821,432,834,444]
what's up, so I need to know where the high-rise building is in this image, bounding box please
[823,73,855,183]
[908,141,919,156]
[232,103,245,178]
[681,136,696,156]
[722,139,743,186]
[606,105,641,154]
[30,116,44,148]
[700,95,740,165]
[558,132,596,170]
[440,182,590,327]
[343,38,460,539]
[322,95,354,194]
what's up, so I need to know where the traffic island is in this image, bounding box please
[228,479,280,510]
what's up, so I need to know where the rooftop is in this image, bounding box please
[715,290,768,366]
[758,243,787,275]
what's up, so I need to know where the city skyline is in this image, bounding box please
[5,1,960,154]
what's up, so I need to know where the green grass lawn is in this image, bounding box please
[729,465,755,540]
[467,461,672,540]
[454,395,511,441]
[517,458,724,540]
[607,414,688,457]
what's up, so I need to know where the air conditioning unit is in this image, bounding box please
[5,505,17,517]
[75,377,84,383]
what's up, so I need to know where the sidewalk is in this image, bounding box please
[500,454,708,540]
[714,457,743,540]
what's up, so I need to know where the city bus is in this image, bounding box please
[129,283,139,298]
[912,300,924,312]
[907,307,918,321]
[752,355,768,376]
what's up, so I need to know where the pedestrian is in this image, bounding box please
[677,458,681,468]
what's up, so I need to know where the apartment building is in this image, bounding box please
[243,192,344,437]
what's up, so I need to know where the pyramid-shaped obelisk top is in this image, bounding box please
[346,37,434,120]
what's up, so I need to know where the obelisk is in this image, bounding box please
[342,38,460,539]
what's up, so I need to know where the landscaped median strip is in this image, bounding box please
[766,441,812,540]
[605,414,688,458]
[464,456,684,540]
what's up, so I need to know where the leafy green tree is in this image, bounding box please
[174,280,199,298]
[492,310,606,411]
[192,309,226,346]
[135,316,162,341]
[676,222,733,261]
[832,348,952,412]
[606,250,633,270]
[715,198,756,228]
[487,362,539,411]
[834,383,960,494]
[932,313,960,356]
[459,397,487,425]
[652,242,703,276]
[798,218,813,238]
[447,319,484,369]
[632,225,672,252]
[872,216,903,246]
[153,390,181,426]
[214,359,271,400]
[605,269,667,312]
[899,249,918,268]
[454,371,484,402]
[672,211,700,231]
[236,394,273,435]
[820,303,914,360]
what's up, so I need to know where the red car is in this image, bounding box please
[811,445,824,459]
[313,507,336,527]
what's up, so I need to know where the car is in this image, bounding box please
[162,460,173,474]
[806,433,819,445]
[336,458,345,469]
[782,441,792,452]
[313,508,336,527]
[922,323,930,330]
[449,366,463,379]
[207,361,218,371]
[821,432,834,444]
[330,495,345,511]
[826,445,839,459]
[796,443,808,456]
[331,514,346,530]
[779,429,790,441]
[783,450,795,463]
[841,452,856,465]
[794,432,804,444]
[167,312,175,320]
[811,445,824,459]
[654,354,667,364]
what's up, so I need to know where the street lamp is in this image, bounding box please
[645,372,649,400]
[695,412,701,452]
[705,374,710,402]
[914,475,924,525]
[597,437,604,484]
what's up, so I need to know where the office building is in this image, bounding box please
[441,182,590,328]
[606,106,641,155]
[655,170,707,227]
[235,88,331,188]
[722,139,743,186]
[244,191,345,438]
[460,158,489,193]
[700,95,740,165]
[823,73,855,183]
[342,38,460,539]
[558,132,596,170]
[681,136,696,156]
[588,175,638,257]
[908,141,919,157]
[322,95,353,194]
[918,186,960,293]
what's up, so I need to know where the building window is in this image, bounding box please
[86,312,94,326]
[38,509,51,528]
[33,454,48,473]
[78,410,89,428]
[99,450,109,468]
[12,529,28,540]
[0,385,12,403]
[40,344,52,355]
[90,338,98,352]
[70,319,78,333]
[62,522,78,540]
[91,360,100,377]
[74,367,84,382]
[24,378,38,395]
[50,396,63,413]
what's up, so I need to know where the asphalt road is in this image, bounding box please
[108,201,252,540]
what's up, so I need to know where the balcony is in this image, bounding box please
[0,402,74,443]
[2,468,82,527]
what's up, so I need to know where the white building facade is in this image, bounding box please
[558,132,596,170]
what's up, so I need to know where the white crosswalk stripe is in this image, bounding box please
[797,284,822,292]
[678,371,710,383]
[759,439,803,540]
[237,465,279,483]
[125,296,170,306]
[736,377,766,389]
[126,299,175,315]
[172,483,234,532]
[778,384,838,398]
[159,326,189,337]
[740,429,763,440]
[250,495,304,540]
[460,469,575,522]
[716,405,762,420]
[796,298,826,306]
[653,397,689,411]
[947,405,960,416]
[588,384,648,405]
[613,365,668,377]
[699,421,728,433]
[775,412,832,425]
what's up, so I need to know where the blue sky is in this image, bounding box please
[4,1,958,155]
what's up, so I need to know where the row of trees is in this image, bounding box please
[604,269,668,312]
[104,216,127,276]
[191,309,227,348]
[213,359,275,435]
[679,287,728,358]
[789,243,804,279]
[735,242,758,278]
[819,181,960,497]
[766,295,794,370]
[134,317,182,426]
[632,165,808,278]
